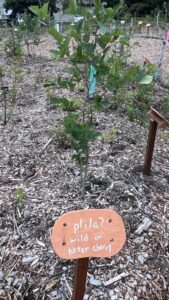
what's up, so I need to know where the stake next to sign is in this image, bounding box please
[51,209,126,260]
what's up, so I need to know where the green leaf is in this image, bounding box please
[93,95,109,110]
[50,49,60,60]
[115,28,124,40]
[136,70,145,82]
[105,7,115,18]
[42,2,48,18]
[64,114,79,133]
[69,0,77,15]
[57,77,75,89]
[49,96,80,111]
[82,42,96,52]
[98,23,110,33]
[127,105,135,121]
[103,53,110,64]
[64,113,100,167]
[94,0,102,17]
[64,114,100,144]
[98,33,111,46]
[76,19,84,34]
[119,35,130,46]
[29,3,49,21]
[105,4,121,20]
[60,36,71,57]
[83,33,90,43]
[29,5,39,17]
[49,27,64,43]
[44,81,57,88]
[49,95,66,105]
[139,75,153,85]
[126,66,139,82]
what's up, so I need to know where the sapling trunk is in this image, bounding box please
[89,98,93,125]
[3,92,7,125]
[0,74,8,125]
[81,147,89,198]
[82,102,86,123]
[12,71,17,103]
[1,89,8,125]
[26,40,31,57]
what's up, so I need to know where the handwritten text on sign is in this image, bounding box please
[51,209,126,259]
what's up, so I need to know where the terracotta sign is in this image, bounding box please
[51,209,126,259]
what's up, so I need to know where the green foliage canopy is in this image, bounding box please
[4,0,58,19]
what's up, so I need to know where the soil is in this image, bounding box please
[0,31,169,300]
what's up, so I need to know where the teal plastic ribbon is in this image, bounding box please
[89,65,96,98]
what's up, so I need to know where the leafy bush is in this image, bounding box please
[19,12,41,56]
[64,113,100,194]
[49,95,81,112]
[31,0,154,195]
[48,1,153,112]
[5,27,22,58]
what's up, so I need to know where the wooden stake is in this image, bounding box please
[138,21,142,33]
[72,258,89,300]
[143,119,157,175]
[143,107,169,175]
[146,24,151,36]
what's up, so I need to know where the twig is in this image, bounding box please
[2,259,19,283]
[12,211,21,236]
[40,137,53,155]
[63,274,72,296]
[104,272,129,286]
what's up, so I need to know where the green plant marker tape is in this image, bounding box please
[89,65,96,98]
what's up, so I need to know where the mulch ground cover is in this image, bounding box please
[0,32,169,300]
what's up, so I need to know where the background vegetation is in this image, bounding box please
[3,0,169,18]
[3,0,58,18]
[123,0,169,16]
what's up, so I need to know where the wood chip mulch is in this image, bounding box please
[0,33,169,300]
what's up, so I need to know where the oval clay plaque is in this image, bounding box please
[51,209,126,260]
